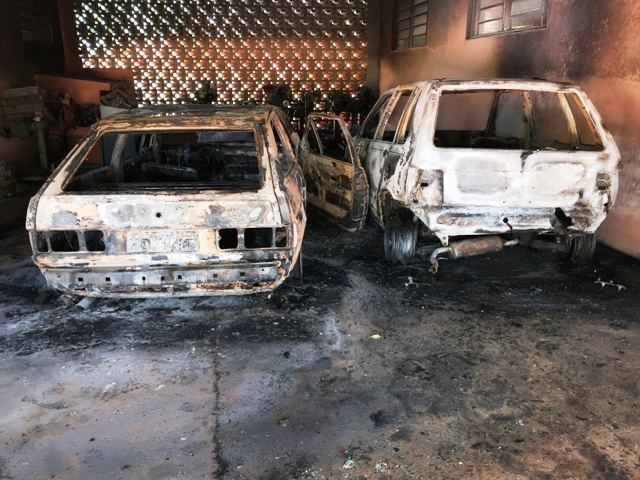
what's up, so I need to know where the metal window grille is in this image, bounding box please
[468,0,548,38]
[393,0,428,50]
[74,0,369,107]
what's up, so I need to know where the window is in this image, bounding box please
[64,129,262,192]
[468,0,548,38]
[19,0,52,44]
[382,91,413,142]
[306,123,322,154]
[434,91,526,149]
[565,94,602,148]
[433,89,603,151]
[271,118,295,171]
[360,94,392,140]
[529,92,572,148]
[393,0,428,50]
[313,119,351,163]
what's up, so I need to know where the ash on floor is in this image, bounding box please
[0,212,639,480]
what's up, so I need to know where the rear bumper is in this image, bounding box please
[40,261,291,297]
[412,205,606,242]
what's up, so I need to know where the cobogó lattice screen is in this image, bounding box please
[75,0,369,106]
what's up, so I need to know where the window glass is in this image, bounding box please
[360,94,391,140]
[510,0,546,29]
[394,0,428,50]
[382,91,412,142]
[469,0,547,38]
[64,129,261,192]
[529,91,572,149]
[271,119,294,171]
[565,93,603,149]
[19,0,53,44]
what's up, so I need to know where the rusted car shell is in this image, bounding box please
[364,79,620,245]
[26,105,306,297]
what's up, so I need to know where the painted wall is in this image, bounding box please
[0,0,65,172]
[377,0,640,258]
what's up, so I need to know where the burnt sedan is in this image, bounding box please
[26,105,306,296]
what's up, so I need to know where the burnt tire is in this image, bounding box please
[570,234,596,263]
[383,212,417,265]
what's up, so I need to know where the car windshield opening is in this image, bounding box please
[434,89,603,151]
[64,129,262,192]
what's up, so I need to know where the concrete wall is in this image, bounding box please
[0,0,65,172]
[376,0,640,258]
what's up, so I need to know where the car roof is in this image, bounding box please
[384,78,577,95]
[97,104,277,130]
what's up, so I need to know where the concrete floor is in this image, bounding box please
[0,211,639,480]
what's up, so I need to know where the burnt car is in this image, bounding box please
[302,79,620,271]
[26,105,306,296]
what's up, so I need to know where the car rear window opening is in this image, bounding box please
[64,129,262,192]
[434,90,604,151]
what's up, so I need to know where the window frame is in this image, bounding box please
[59,126,266,194]
[304,119,323,156]
[358,93,393,141]
[392,0,429,51]
[19,0,53,45]
[309,118,352,164]
[269,115,296,173]
[431,88,605,152]
[467,0,549,39]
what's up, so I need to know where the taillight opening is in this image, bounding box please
[219,229,239,250]
[35,230,106,253]
[48,231,79,252]
[245,228,273,249]
[85,230,106,251]
[218,226,289,251]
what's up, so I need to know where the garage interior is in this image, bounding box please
[0,1,639,479]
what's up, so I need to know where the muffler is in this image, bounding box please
[430,236,518,273]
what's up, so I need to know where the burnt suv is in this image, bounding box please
[27,105,306,296]
[301,79,620,271]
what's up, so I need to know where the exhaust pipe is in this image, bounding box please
[430,236,518,273]
[76,296,96,310]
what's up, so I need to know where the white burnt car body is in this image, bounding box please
[305,79,619,269]
[26,105,306,296]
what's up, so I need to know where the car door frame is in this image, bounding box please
[267,110,306,230]
[359,86,421,226]
[299,113,369,232]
